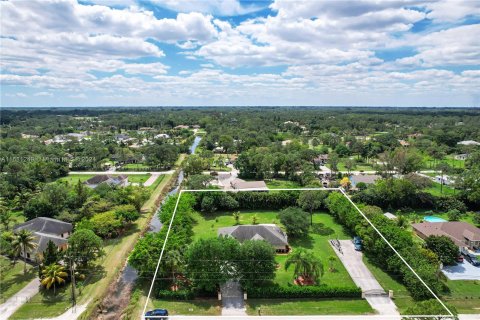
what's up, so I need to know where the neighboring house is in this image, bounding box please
[313,154,329,166]
[213,146,224,153]
[455,153,470,160]
[115,134,134,143]
[281,139,292,146]
[192,125,201,129]
[407,133,423,139]
[350,174,381,187]
[398,140,410,147]
[84,174,129,188]
[384,212,397,220]
[44,135,69,145]
[218,224,289,253]
[457,140,480,146]
[21,133,39,139]
[66,132,89,141]
[412,222,480,251]
[154,133,170,139]
[230,178,268,190]
[13,217,73,260]
[174,125,189,130]
[435,175,454,186]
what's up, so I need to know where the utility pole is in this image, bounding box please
[69,246,76,308]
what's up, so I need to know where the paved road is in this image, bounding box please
[163,316,468,320]
[0,278,40,320]
[330,240,399,316]
[68,170,174,175]
[142,173,160,187]
[220,280,246,316]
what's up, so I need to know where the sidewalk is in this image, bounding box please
[0,278,40,320]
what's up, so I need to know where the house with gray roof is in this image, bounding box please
[230,178,268,191]
[350,174,381,187]
[84,174,128,188]
[13,217,73,260]
[218,224,289,253]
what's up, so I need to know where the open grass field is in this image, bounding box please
[424,182,456,196]
[191,210,356,288]
[443,279,480,314]
[58,173,151,185]
[246,298,373,315]
[122,163,150,170]
[0,256,36,302]
[265,179,302,189]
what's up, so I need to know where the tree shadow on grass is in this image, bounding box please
[290,235,314,249]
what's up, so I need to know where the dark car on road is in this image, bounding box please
[145,309,168,320]
[465,254,480,267]
[353,236,362,251]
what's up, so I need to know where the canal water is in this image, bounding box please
[98,136,201,319]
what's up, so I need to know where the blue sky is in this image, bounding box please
[1,0,479,107]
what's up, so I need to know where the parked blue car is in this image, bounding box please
[353,236,362,251]
[145,309,168,320]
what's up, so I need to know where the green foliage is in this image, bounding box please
[157,289,195,300]
[447,209,462,221]
[238,240,277,289]
[404,299,457,319]
[185,237,241,291]
[67,229,104,267]
[43,240,60,266]
[183,155,205,177]
[40,263,68,295]
[278,207,310,238]
[425,236,459,266]
[285,248,324,284]
[186,175,214,189]
[247,285,361,299]
[114,204,140,223]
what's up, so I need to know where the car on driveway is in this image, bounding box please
[145,309,168,319]
[353,236,362,251]
[465,254,480,267]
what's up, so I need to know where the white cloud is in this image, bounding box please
[149,0,264,16]
[34,92,53,97]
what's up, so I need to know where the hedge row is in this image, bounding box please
[157,290,195,300]
[247,285,362,299]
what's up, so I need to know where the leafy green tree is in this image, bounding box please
[43,240,60,266]
[447,209,462,221]
[425,236,459,266]
[162,249,184,286]
[185,237,241,291]
[233,211,240,225]
[88,211,123,238]
[297,191,326,225]
[183,155,205,177]
[404,299,457,319]
[278,207,310,238]
[238,240,276,289]
[344,158,356,174]
[0,210,13,231]
[186,175,214,190]
[285,248,324,284]
[41,264,68,295]
[12,230,38,274]
[329,152,340,175]
[114,204,140,224]
[67,229,104,267]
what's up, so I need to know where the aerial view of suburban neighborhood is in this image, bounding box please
[1,1,479,320]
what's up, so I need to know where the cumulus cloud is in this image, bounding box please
[149,0,265,17]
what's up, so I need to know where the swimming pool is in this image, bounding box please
[423,216,447,223]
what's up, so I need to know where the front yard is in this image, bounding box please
[0,256,36,302]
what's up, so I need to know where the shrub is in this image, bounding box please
[247,285,361,299]
[157,289,194,300]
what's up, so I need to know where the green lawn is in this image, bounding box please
[326,158,374,172]
[57,174,151,185]
[192,210,355,288]
[443,279,480,314]
[265,179,302,189]
[424,182,456,196]
[246,298,373,315]
[0,256,36,302]
[122,163,150,170]
[151,299,221,316]
[147,174,164,191]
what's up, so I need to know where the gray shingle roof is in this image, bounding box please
[14,217,72,235]
[218,224,288,248]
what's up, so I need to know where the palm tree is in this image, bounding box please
[285,249,324,284]
[0,210,14,231]
[327,255,337,272]
[252,214,258,225]
[163,250,184,286]
[12,230,38,275]
[233,211,241,225]
[41,264,68,295]
[396,215,409,229]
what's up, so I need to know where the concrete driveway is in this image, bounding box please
[330,240,399,316]
[220,280,246,316]
[0,278,40,319]
[442,261,480,280]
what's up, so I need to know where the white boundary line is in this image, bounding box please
[141,187,455,319]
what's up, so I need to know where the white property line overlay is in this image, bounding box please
[141,187,455,319]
